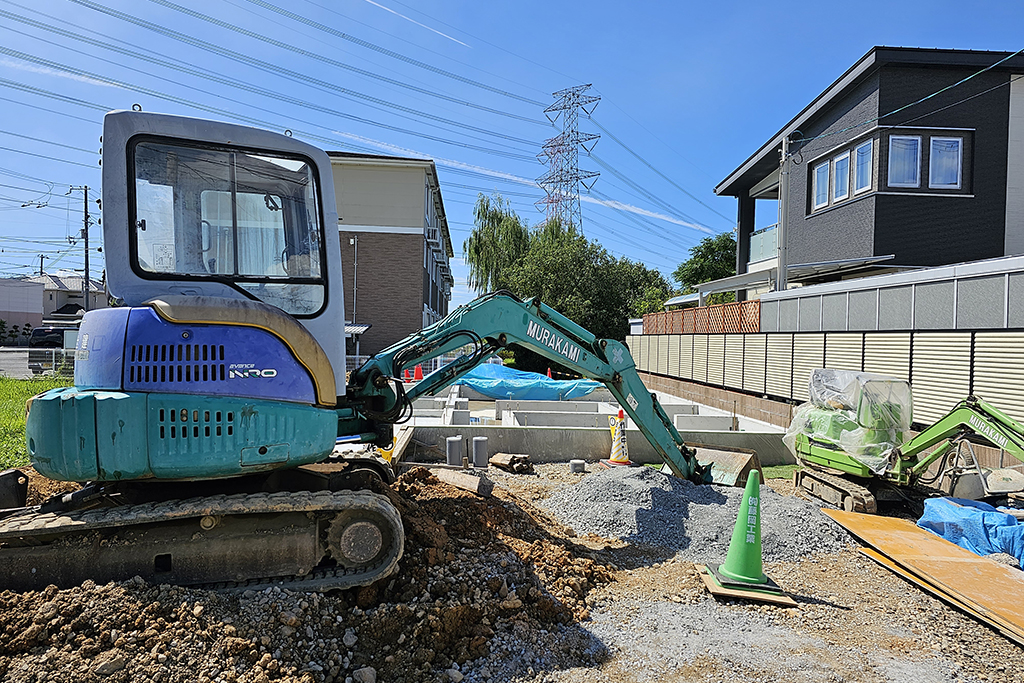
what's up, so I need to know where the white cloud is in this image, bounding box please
[0,58,115,88]
[361,0,470,47]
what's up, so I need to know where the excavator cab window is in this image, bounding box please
[131,139,326,316]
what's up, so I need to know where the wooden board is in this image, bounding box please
[699,566,798,607]
[824,510,1024,644]
[858,548,1024,646]
[434,468,494,497]
[390,426,415,464]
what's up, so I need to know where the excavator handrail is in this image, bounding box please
[347,292,709,482]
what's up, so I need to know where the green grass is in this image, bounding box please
[762,464,802,480]
[0,376,73,469]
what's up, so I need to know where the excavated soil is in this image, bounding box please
[1,463,1021,683]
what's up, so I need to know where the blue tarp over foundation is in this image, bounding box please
[453,363,600,401]
[917,497,1024,567]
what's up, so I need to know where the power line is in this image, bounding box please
[894,73,1024,128]
[0,34,538,163]
[0,4,541,149]
[793,48,1024,145]
[295,0,553,99]
[0,94,97,125]
[0,143,97,169]
[231,0,547,107]
[67,0,546,127]
[0,128,96,155]
[0,48,537,163]
[590,118,732,224]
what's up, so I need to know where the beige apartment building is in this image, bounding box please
[329,152,454,360]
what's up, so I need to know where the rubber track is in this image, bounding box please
[0,490,404,592]
[796,468,877,514]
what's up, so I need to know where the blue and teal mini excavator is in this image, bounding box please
[0,111,745,592]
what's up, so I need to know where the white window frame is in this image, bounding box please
[812,161,830,210]
[928,136,963,190]
[887,135,921,188]
[854,140,873,194]
[832,151,851,202]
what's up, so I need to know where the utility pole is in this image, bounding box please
[776,139,790,292]
[38,254,44,276]
[83,186,90,311]
[67,185,92,311]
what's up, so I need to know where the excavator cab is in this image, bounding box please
[26,112,351,483]
[101,110,347,387]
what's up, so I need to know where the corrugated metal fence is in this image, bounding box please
[626,330,1024,426]
[643,300,760,334]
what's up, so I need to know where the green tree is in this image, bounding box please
[672,232,737,305]
[463,194,530,293]
[463,193,674,373]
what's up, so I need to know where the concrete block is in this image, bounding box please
[660,403,699,417]
[495,400,599,413]
[674,414,738,431]
[449,410,471,425]
[411,425,795,468]
[512,411,622,428]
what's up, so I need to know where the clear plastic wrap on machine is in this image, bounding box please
[784,369,912,474]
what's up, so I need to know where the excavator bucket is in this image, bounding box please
[693,445,763,488]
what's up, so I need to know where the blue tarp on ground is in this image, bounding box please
[917,497,1024,567]
[453,363,600,401]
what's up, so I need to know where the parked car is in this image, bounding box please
[28,326,77,375]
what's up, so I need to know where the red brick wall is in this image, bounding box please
[339,231,425,356]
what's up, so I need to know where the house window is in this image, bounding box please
[833,151,850,202]
[929,137,963,189]
[854,140,872,194]
[813,161,829,209]
[888,135,921,188]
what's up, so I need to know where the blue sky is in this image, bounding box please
[0,0,1021,308]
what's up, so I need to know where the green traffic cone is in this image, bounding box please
[716,470,768,585]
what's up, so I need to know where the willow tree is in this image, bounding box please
[463,194,530,293]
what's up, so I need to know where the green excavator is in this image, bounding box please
[788,369,1024,513]
[0,110,748,593]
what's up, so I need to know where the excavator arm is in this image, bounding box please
[346,291,711,483]
[898,396,1024,481]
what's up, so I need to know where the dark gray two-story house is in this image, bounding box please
[715,47,1024,292]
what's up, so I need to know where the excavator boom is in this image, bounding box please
[347,291,715,483]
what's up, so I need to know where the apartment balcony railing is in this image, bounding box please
[748,225,777,263]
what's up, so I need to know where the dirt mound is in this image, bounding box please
[0,467,613,683]
[21,466,77,506]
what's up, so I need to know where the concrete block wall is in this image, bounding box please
[640,371,794,429]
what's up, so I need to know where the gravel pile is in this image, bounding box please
[542,466,851,563]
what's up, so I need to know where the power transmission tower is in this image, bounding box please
[536,84,600,231]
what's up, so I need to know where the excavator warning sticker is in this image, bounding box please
[626,393,638,410]
[525,320,581,363]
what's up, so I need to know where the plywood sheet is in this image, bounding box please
[699,566,797,607]
[824,510,1024,643]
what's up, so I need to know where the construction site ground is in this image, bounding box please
[1,463,1021,683]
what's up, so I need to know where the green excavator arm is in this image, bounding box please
[896,396,1024,481]
[345,291,711,483]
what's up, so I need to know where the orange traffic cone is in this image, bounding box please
[600,409,637,468]
[547,367,552,378]
[413,364,424,381]
[403,368,412,382]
